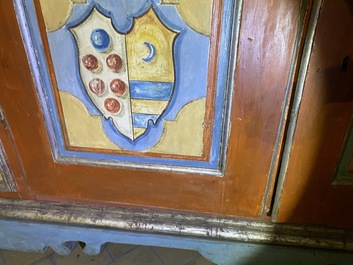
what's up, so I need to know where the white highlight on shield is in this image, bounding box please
[70,8,134,140]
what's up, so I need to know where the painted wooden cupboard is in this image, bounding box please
[1,0,353,264]
[273,0,353,228]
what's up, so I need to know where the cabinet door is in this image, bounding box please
[274,0,353,228]
[0,0,303,218]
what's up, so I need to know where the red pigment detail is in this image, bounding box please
[104,98,121,114]
[110,78,127,97]
[89,78,106,96]
[106,54,123,72]
[82,54,99,71]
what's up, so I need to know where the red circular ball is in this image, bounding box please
[82,54,99,71]
[106,54,123,72]
[89,78,106,96]
[110,79,126,96]
[104,98,121,114]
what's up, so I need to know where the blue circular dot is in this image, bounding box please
[90,28,110,52]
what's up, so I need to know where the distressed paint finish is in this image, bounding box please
[33,0,226,167]
[0,143,16,192]
[59,91,121,150]
[176,0,214,36]
[0,171,6,191]
[18,0,235,172]
[38,0,87,32]
[275,0,353,228]
[126,8,176,83]
[126,8,178,139]
[159,0,214,36]
[1,198,353,251]
[60,90,205,156]
[38,0,77,32]
[70,8,135,140]
[1,199,353,265]
[0,0,304,220]
[1,219,353,265]
[222,0,303,216]
[151,99,205,156]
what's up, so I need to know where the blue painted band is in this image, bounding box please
[130,81,173,100]
[132,113,159,128]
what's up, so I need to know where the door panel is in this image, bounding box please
[29,0,228,174]
[0,0,303,218]
[276,0,353,227]
[222,0,304,215]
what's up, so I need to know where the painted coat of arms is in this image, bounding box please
[22,0,234,171]
[70,7,178,141]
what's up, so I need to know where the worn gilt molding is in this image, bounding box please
[261,0,312,215]
[271,0,324,220]
[0,198,352,252]
[0,142,17,192]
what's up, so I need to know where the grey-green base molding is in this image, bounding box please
[0,198,352,265]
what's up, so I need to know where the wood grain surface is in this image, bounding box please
[0,0,303,219]
[277,0,353,228]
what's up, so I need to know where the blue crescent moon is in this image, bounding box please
[142,42,156,62]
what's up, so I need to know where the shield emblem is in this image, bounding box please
[70,7,178,141]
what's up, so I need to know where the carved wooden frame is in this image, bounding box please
[13,0,239,176]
